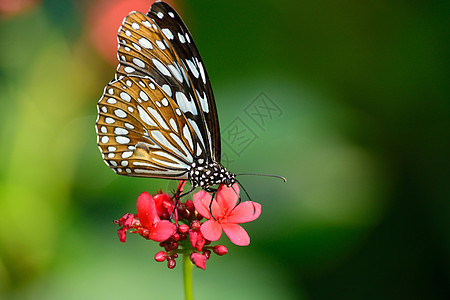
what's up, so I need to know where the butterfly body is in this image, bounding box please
[96,2,236,192]
[189,161,236,192]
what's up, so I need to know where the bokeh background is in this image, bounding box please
[0,0,448,299]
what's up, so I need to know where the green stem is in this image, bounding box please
[183,253,194,300]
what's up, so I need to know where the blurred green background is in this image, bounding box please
[0,0,448,299]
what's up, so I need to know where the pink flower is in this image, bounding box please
[193,183,261,246]
[136,192,176,242]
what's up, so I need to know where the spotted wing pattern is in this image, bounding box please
[115,1,221,162]
[96,75,207,179]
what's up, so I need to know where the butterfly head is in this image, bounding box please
[189,161,235,190]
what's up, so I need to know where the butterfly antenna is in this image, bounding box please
[236,173,287,182]
[235,179,252,202]
[235,179,257,214]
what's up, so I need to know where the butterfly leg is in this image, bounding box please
[170,184,196,220]
[204,186,218,221]
[209,190,217,221]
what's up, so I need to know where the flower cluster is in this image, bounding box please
[114,181,261,269]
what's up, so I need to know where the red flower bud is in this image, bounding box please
[167,259,176,269]
[213,245,228,256]
[191,220,200,231]
[179,224,189,233]
[186,199,195,213]
[190,252,206,270]
[154,251,167,262]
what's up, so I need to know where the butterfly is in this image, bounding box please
[95,1,236,194]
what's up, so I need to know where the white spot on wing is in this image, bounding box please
[176,92,197,115]
[120,92,131,102]
[132,43,141,51]
[133,58,145,68]
[148,107,169,130]
[114,127,129,135]
[124,66,135,73]
[114,109,127,118]
[154,150,189,167]
[196,90,209,113]
[169,118,178,132]
[197,59,206,84]
[178,32,186,43]
[162,28,174,40]
[182,125,194,150]
[152,58,171,76]
[140,91,149,101]
[196,144,202,156]
[137,106,157,126]
[139,37,153,49]
[151,130,192,162]
[186,59,199,78]
[122,151,133,158]
[188,120,205,149]
[116,136,130,144]
[161,85,172,97]
[168,64,183,82]
[156,40,166,50]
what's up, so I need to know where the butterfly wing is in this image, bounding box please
[115,2,221,163]
[96,75,207,179]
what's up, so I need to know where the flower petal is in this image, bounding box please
[200,219,223,241]
[193,190,220,219]
[148,220,176,242]
[136,192,158,228]
[226,201,262,223]
[190,252,206,270]
[188,230,199,248]
[222,223,250,246]
[118,227,128,243]
[193,190,211,218]
[216,183,240,215]
[153,193,173,216]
